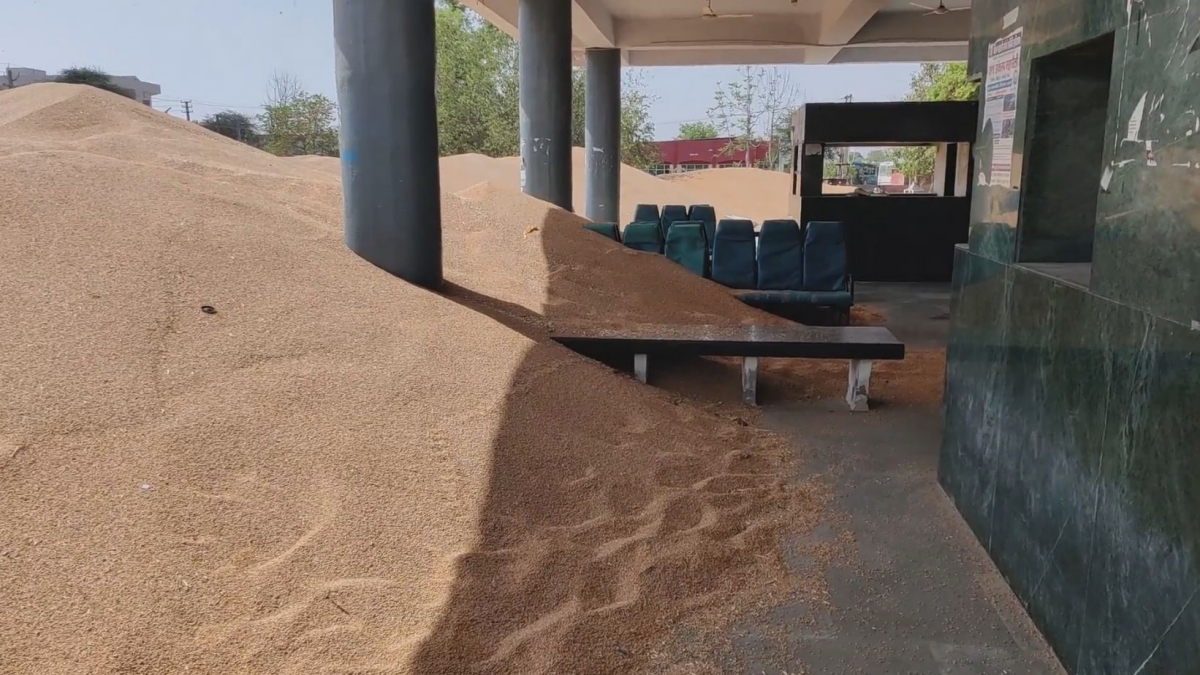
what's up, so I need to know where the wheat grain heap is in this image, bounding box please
[0,84,830,674]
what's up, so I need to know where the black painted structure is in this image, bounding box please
[941,0,1200,671]
[552,324,904,360]
[791,101,978,283]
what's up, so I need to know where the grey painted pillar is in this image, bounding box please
[333,0,442,289]
[519,0,573,211]
[585,48,621,224]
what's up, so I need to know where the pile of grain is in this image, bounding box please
[661,167,794,222]
[0,83,825,674]
[290,150,710,226]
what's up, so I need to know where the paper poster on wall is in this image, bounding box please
[983,27,1022,187]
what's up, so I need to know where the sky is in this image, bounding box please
[1,0,920,141]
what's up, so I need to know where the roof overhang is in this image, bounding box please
[460,0,969,66]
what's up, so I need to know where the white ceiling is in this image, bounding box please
[462,0,969,66]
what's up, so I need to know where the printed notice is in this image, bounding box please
[983,27,1022,187]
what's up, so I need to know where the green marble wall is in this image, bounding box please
[941,247,1200,674]
[949,0,1200,668]
[966,0,1200,326]
[1017,35,1112,263]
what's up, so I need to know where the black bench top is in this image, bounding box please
[552,323,904,360]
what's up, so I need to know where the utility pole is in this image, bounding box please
[4,67,19,90]
[182,100,193,121]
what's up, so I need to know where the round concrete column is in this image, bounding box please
[333,0,442,289]
[585,48,621,224]
[519,0,573,211]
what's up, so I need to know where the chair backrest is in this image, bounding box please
[757,219,804,290]
[633,203,660,223]
[583,222,620,242]
[802,220,849,292]
[687,205,718,247]
[622,220,664,253]
[711,219,758,289]
[659,204,690,240]
[664,221,708,277]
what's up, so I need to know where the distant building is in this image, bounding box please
[2,67,161,106]
[650,137,772,176]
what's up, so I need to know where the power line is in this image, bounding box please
[157,97,265,112]
[181,100,193,121]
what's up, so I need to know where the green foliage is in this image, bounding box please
[864,149,891,163]
[677,121,719,140]
[891,63,978,182]
[617,72,659,170]
[708,66,796,169]
[769,112,796,171]
[892,146,935,182]
[259,92,339,157]
[435,3,658,168]
[200,111,261,146]
[906,63,979,103]
[55,67,131,98]
[709,67,766,167]
[436,4,520,156]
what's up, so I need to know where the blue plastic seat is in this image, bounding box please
[622,220,663,253]
[583,222,620,242]
[757,219,804,290]
[687,205,718,245]
[711,219,757,289]
[633,204,660,223]
[664,221,708,277]
[802,221,849,293]
[659,204,689,241]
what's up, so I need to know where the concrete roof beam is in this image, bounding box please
[573,0,616,47]
[614,15,821,50]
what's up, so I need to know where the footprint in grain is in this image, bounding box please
[250,480,340,573]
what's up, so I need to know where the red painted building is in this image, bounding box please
[650,137,772,175]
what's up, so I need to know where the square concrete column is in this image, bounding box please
[333,0,442,289]
[519,0,573,211]
[585,48,621,224]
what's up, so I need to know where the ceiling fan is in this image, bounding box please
[909,0,968,14]
[702,0,753,19]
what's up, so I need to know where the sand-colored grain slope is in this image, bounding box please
[290,151,793,226]
[0,84,823,674]
[661,167,794,223]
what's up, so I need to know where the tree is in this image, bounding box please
[759,69,798,170]
[436,3,520,156]
[677,121,719,140]
[769,108,799,171]
[265,70,304,107]
[708,67,766,167]
[567,69,660,170]
[55,67,132,98]
[708,66,797,168]
[259,91,339,157]
[617,71,659,170]
[864,149,891,164]
[907,62,978,102]
[431,3,658,168]
[200,111,261,146]
[891,63,978,182]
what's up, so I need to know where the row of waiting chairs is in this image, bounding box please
[583,206,853,320]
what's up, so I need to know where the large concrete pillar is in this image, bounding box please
[519,0,573,211]
[333,0,442,289]
[584,48,621,223]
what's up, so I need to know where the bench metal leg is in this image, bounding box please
[846,359,872,411]
[742,356,759,406]
[633,353,648,383]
